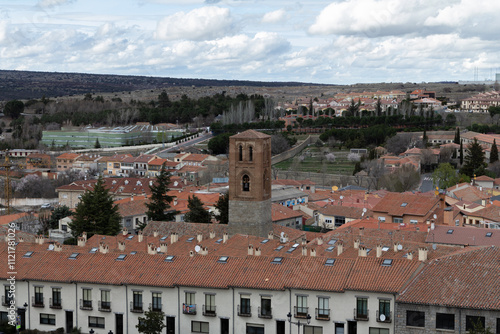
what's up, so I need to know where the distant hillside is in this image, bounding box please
[0,70,324,101]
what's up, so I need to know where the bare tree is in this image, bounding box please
[439,146,455,163]
[271,135,290,155]
[385,133,421,155]
[379,165,420,192]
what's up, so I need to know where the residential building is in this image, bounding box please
[56,153,81,172]
[25,153,52,170]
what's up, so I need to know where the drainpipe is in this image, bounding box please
[458,308,462,334]
[27,280,31,329]
[125,284,129,334]
[75,282,78,330]
[392,293,396,334]
[177,286,181,334]
[289,288,292,334]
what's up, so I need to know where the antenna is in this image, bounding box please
[379,314,386,322]
[194,245,201,253]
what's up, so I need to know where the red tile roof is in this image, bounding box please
[372,192,439,217]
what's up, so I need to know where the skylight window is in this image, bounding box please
[261,239,269,244]
[68,253,79,260]
[366,248,372,254]
[160,236,168,241]
[275,245,285,251]
[292,243,299,248]
[89,247,98,254]
[130,251,137,255]
[486,232,493,237]
[401,202,408,207]
[286,247,297,254]
[215,238,223,244]
[447,229,454,234]
[328,239,337,245]
[116,254,127,261]
[326,246,334,252]
[23,251,34,258]
[382,259,393,266]
[381,246,390,252]
[126,235,134,240]
[186,237,194,242]
[164,255,175,262]
[271,257,283,264]
[217,256,229,263]
[325,258,335,266]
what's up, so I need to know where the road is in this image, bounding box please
[157,132,213,155]
[419,173,434,193]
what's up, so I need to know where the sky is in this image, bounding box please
[0,0,499,85]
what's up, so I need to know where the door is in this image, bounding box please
[17,308,25,331]
[115,314,123,334]
[65,311,73,333]
[221,318,229,334]
[276,320,285,334]
[335,323,345,334]
[347,321,357,334]
[166,316,175,334]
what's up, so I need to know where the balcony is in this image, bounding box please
[32,296,45,308]
[98,301,111,312]
[49,298,62,309]
[182,303,196,315]
[130,301,143,313]
[294,306,309,319]
[354,308,369,321]
[2,296,13,307]
[149,303,163,313]
[376,311,392,323]
[258,306,273,319]
[203,305,217,317]
[315,308,330,321]
[79,299,92,310]
[237,305,251,317]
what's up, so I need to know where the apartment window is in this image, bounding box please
[393,217,403,224]
[317,297,329,319]
[186,292,195,305]
[100,290,110,310]
[246,324,264,334]
[184,292,196,314]
[192,321,209,333]
[133,291,143,311]
[152,293,162,312]
[466,316,485,332]
[334,216,346,227]
[242,175,250,192]
[89,316,105,328]
[52,288,61,307]
[296,295,308,316]
[436,313,455,330]
[4,286,12,305]
[240,294,251,315]
[0,311,8,323]
[407,310,425,327]
[239,145,243,161]
[378,299,390,321]
[356,297,368,320]
[260,296,272,318]
[40,314,55,325]
[204,294,215,315]
[249,146,253,161]
[82,288,92,308]
[304,326,323,334]
[369,328,389,334]
[34,287,44,305]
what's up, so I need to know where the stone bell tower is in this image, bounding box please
[228,130,272,237]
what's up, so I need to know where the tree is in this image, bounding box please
[136,307,166,334]
[432,163,459,189]
[454,127,460,144]
[48,205,72,230]
[459,140,464,165]
[157,90,171,109]
[4,100,24,119]
[146,164,177,222]
[213,193,229,224]
[378,165,420,192]
[490,139,498,164]
[207,133,232,155]
[69,176,122,238]
[460,138,486,178]
[94,138,101,148]
[271,134,291,155]
[184,195,212,224]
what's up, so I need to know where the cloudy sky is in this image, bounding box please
[0,0,499,84]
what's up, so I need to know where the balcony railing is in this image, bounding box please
[32,296,45,308]
[80,299,92,311]
[203,305,217,317]
[49,298,62,309]
[315,308,330,321]
[294,306,309,319]
[149,303,163,312]
[98,301,111,312]
[354,308,369,321]
[237,305,251,317]
[258,306,273,319]
[130,301,143,313]
[376,310,392,323]
[2,296,13,307]
[183,303,196,315]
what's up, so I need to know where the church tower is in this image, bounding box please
[228,130,272,237]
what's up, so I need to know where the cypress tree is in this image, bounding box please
[459,140,464,165]
[490,139,499,164]
[454,127,460,144]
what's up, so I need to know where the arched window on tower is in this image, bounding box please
[242,175,250,192]
[239,145,243,161]
[249,146,253,162]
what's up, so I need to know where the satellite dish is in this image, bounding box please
[363,208,367,213]
[397,244,403,251]
[194,245,201,253]
[379,314,386,322]
[433,214,437,219]
[48,244,54,251]
[432,244,437,250]
[340,196,344,200]
[157,247,161,252]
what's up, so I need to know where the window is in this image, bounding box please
[82,288,92,309]
[378,299,390,321]
[133,291,143,311]
[52,288,61,307]
[204,294,215,315]
[152,293,162,312]
[249,146,253,161]
[296,296,308,316]
[369,328,389,334]
[317,297,329,319]
[407,310,425,327]
[239,145,243,161]
[184,292,196,314]
[100,290,110,310]
[304,326,323,334]
[246,324,264,334]
[356,298,368,320]
[240,294,251,315]
[260,296,272,318]
[242,175,250,192]
[277,320,285,334]
[40,313,55,325]
[382,259,393,267]
[192,321,209,333]
[4,286,12,305]
[34,286,44,305]
[334,216,346,227]
[393,217,403,224]
[89,316,105,328]
[466,316,485,331]
[436,313,455,330]
[0,311,8,323]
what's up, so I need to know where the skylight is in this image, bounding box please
[68,253,79,259]
[215,238,223,244]
[271,257,283,264]
[328,239,337,245]
[326,246,334,252]
[217,256,229,263]
[325,258,335,266]
[275,245,285,251]
[381,246,390,252]
[286,247,297,254]
[23,251,34,258]
[126,235,134,240]
[187,237,194,242]
[486,232,493,237]
[164,255,175,262]
[89,247,98,254]
[292,243,299,248]
[130,251,137,255]
[382,259,393,266]
[116,254,127,261]
[401,202,408,207]
[447,229,454,234]
[261,239,269,244]
[160,236,168,241]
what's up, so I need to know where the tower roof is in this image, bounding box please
[231,129,271,139]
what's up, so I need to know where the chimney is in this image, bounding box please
[147,243,157,255]
[122,228,128,236]
[358,245,367,257]
[281,233,289,243]
[99,242,109,254]
[268,231,274,240]
[197,233,203,243]
[153,230,159,237]
[19,237,24,243]
[173,198,178,206]
[301,246,307,256]
[209,231,215,239]
[317,238,323,246]
[301,237,307,245]
[131,194,134,201]
[82,232,87,242]
[118,241,125,251]
[310,248,316,257]
[359,227,364,236]
[418,247,428,262]
[443,207,453,225]
[189,250,194,257]
[200,247,208,256]
[77,236,86,247]
[54,243,63,252]
[255,247,261,256]
[394,242,401,252]
[223,232,228,243]
[248,245,254,256]
[337,241,344,256]
[376,244,383,258]
[171,232,178,244]
[160,242,167,253]
[36,235,44,245]
[354,239,360,249]
[407,251,414,260]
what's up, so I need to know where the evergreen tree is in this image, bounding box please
[423,128,428,147]
[454,127,460,144]
[157,90,171,109]
[459,140,464,165]
[460,138,486,178]
[94,138,101,148]
[184,195,212,224]
[146,163,177,221]
[376,98,382,117]
[69,176,122,238]
[213,193,229,224]
[48,205,72,229]
[136,307,166,334]
[490,139,498,164]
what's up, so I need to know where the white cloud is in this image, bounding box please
[262,9,286,23]
[0,21,7,43]
[155,6,235,41]
[37,0,72,8]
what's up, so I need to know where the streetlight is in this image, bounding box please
[89,329,94,334]
[287,311,311,334]
[108,331,113,334]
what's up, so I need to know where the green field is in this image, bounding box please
[274,147,356,175]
